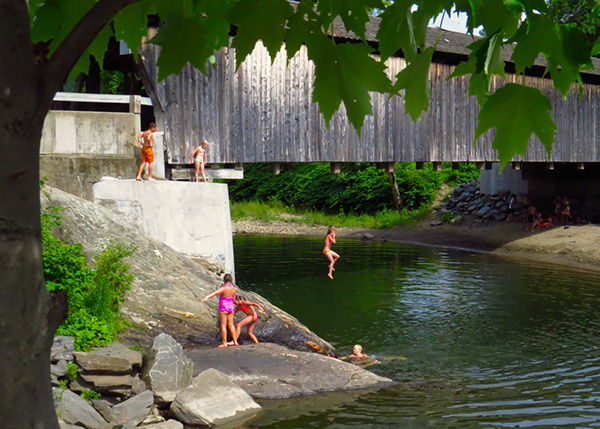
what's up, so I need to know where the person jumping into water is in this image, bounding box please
[201,273,238,348]
[323,226,339,279]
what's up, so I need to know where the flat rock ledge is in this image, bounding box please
[186,343,395,399]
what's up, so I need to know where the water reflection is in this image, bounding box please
[234,234,600,427]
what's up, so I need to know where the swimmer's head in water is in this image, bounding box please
[353,344,362,355]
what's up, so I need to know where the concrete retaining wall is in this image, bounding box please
[41,111,140,155]
[93,178,234,273]
[40,110,166,200]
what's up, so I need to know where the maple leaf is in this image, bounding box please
[114,2,156,61]
[393,47,434,121]
[229,0,294,68]
[317,0,383,41]
[377,0,417,62]
[311,42,390,133]
[475,84,556,168]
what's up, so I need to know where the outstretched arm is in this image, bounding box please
[201,286,225,303]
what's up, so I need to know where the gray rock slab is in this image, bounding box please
[78,374,135,396]
[186,343,395,399]
[170,369,262,427]
[141,421,183,429]
[52,336,75,362]
[477,206,491,217]
[430,220,442,226]
[51,359,68,378]
[91,343,142,369]
[139,405,165,425]
[91,399,113,422]
[73,352,132,374]
[109,390,153,427]
[57,390,107,429]
[142,333,193,405]
[58,419,82,429]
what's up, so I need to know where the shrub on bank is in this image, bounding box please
[42,206,135,351]
[227,162,479,216]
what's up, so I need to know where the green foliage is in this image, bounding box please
[475,84,557,168]
[228,162,477,217]
[66,362,79,382]
[441,163,481,186]
[230,200,431,229]
[79,389,101,402]
[100,71,125,95]
[42,206,136,351]
[548,0,600,43]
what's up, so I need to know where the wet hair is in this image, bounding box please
[327,226,335,235]
[149,122,157,129]
[223,273,233,284]
[354,344,362,352]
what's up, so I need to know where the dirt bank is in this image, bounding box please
[233,218,600,273]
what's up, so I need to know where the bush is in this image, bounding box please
[42,206,136,351]
[228,162,459,215]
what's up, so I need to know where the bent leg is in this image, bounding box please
[247,321,259,344]
[236,315,253,341]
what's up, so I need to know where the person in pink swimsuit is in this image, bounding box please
[201,273,238,348]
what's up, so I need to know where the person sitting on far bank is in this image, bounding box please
[562,195,571,224]
[234,297,265,344]
[136,122,157,181]
[526,204,537,230]
[530,212,543,231]
[554,195,563,224]
[188,140,209,182]
[539,216,553,229]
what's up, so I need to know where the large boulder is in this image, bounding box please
[141,334,193,405]
[170,369,262,427]
[108,390,154,426]
[71,374,140,396]
[186,343,395,399]
[55,389,107,429]
[42,186,336,355]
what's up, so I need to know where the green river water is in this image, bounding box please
[233,234,600,428]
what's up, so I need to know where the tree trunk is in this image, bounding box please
[389,172,403,212]
[0,1,64,427]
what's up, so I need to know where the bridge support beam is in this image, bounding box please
[272,163,281,175]
[512,162,522,170]
[546,162,555,170]
[476,162,485,170]
[330,162,341,174]
[415,162,424,170]
[432,162,442,172]
[376,162,396,173]
[577,162,585,170]
[485,162,493,170]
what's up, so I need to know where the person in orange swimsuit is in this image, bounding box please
[323,226,340,279]
[234,297,264,344]
[136,122,157,181]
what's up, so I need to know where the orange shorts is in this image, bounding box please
[141,146,154,163]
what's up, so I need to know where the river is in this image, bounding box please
[233,234,600,428]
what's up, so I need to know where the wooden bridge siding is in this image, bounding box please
[141,41,600,164]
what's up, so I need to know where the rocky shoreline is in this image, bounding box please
[52,334,393,428]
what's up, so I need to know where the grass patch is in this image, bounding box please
[231,201,431,229]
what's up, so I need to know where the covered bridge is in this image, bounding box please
[138,14,600,168]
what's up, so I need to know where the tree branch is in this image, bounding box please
[41,0,141,104]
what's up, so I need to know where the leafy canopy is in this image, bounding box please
[29,0,600,166]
